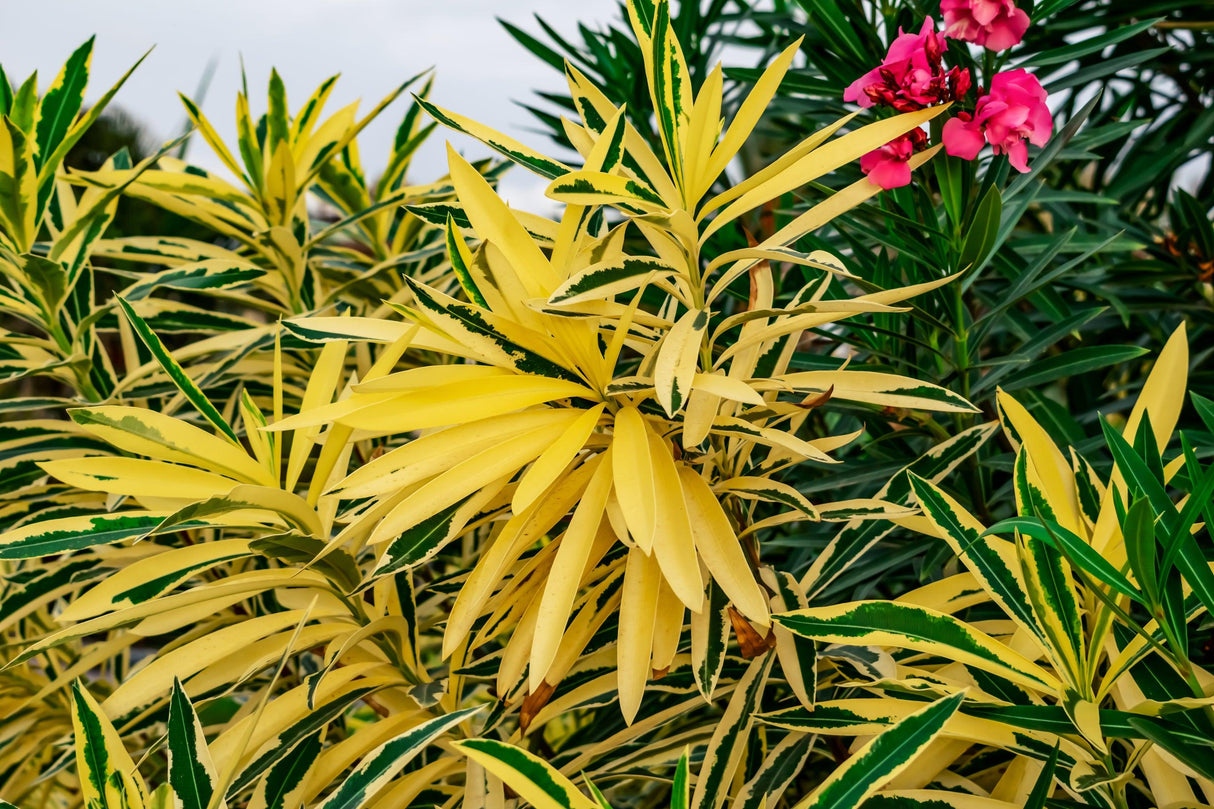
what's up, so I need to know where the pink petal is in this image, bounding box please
[1005,140,1030,172]
[943,117,986,160]
[866,156,913,189]
[844,70,881,106]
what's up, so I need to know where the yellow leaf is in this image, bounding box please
[655,307,708,416]
[530,454,614,688]
[618,546,660,724]
[680,465,770,626]
[648,432,703,609]
[612,406,657,552]
[513,404,606,513]
[447,144,559,297]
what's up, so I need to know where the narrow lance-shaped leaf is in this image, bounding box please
[775,602,1059,692]
[453,738,600,809]
[909,474,1042,644]
[35,37,93,168]
[790,692,965,809]
[316,706,483,809]
[71,680,149,809]
[115,296,240,444]
[250,731,321,809]
[167,678,222,809]
[692,654,774,809]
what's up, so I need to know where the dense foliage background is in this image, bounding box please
[0,0,1211,807]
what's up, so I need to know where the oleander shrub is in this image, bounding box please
[0,1,1211,808]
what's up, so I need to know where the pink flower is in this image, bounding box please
[844,19,971,112]
[941,0,1030,51]
[943,68,1052,172]
[861,128,929,189]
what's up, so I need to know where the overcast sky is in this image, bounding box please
[0,0,619,210]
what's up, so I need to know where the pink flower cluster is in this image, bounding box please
[942,0,1030,51]
[860,129,929,190]
[844,20,971,112]
[845,0,1049,188]
[942,69,1052,172]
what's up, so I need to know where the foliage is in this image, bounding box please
[0,1,1211,808]
[507,0,1214,585]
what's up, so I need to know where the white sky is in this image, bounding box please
[0,0,619,211]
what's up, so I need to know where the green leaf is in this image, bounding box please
[115,295,240,444]
[453,737,599,809]
[671,750,690,809]
[796,692,965,809]
[35,37,93,168]
[1122,497,1160,606]
[1024,744,1059,809]
[775,601,1058,692]
[167,678,217,809]
[959,186,1001,271]
[1127,715,1214,779]
[0,511,166,559]
[317,706,483,809]
[1027,19,1161,67]
[1000,345,1148,393]
[254,731,322,809]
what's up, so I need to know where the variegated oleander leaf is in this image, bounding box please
[691,654,773,809]
[453,738,600,809]
[775,601,1060,693]
[315,707,482,809]
[788,693,965,809]
[70,680,149,809]
[166,678,224,809]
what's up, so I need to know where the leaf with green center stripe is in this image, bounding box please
[692,654,773,809]
[691,580,730,700]
[774,602,1059,692]
[548,256,677,306]
[115,296,239,444]
[1014,451,1085,681]
[986,517,1142,606]
[908,474,1041,644]
[0,511,167,559]
[316,706,483,809]
[452,738,600,809]
[546,171,668,211]
[656,306,708,416]
[732,732,816,809]
[789,692,964,809]
[119,259,265,301]
[250,731,321,809]
[805,423,999,600]
[227,686,384,797]
[416,96,571,180]
[167,678,222,809]
[400,277,582,382]
[70,680,149,809]
[35,35,95,163]
[641,0,689,187]
[444,214,488,308]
